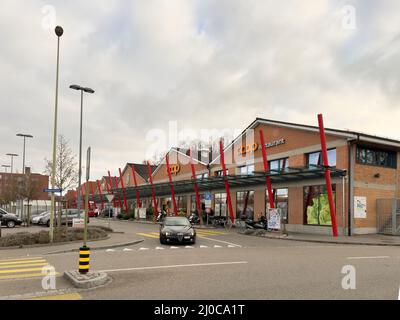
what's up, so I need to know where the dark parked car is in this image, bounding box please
[0,209,23,228]
[159,217,196,245]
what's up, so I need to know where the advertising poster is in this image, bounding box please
[354,196,367,219]
[268,208,281,230]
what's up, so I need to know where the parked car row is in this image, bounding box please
[31,209,90,227]
[0,208,23,228]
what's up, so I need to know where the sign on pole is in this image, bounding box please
[204,192,212,214]
[267,208,281,230]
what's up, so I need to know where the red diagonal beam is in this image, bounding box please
[97,180,105,210]
[190,149,203,225]
[147,161,158,218]
[165,155,178,216]
[89,182,97,210]
[318,114,338,237]
[113,176,123,209]
[107,171,117,208]
[259,129,275,208]
[219,139,235,224]
[119,168,129,213]
[131,164,141,208]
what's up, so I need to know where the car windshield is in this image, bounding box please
[164,218,190,227]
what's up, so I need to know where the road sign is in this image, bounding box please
[73,218,85,229]
[86,147,91,181]
[43,188,62,193]
[106,194,114,203]
[204,193,212,201]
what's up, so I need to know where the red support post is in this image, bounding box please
[89,182,97,210]
[131,165,142,208]
[318,114,339,237]
[119,168,129,213]
[97,180,105,210]
[114,176,123,209]
[259,129,275,209]
[147,161,158,217]
[165,155,178,216]
[107,171,117,208]
[219,139,235,224]
[190,149,204,225]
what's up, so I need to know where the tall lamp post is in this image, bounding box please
[49,25,64,243]
[69,84,95,218]
[6,153,18,174]
[16,133,33,224]
[1,165,11,173]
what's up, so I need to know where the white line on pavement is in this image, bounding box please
[138,248,150,251]
[398,287,400,300]
[199,236,242,247]
[99,261,248,273]
[346,256,390,260]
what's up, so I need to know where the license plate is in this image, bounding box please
[184,236,190,239]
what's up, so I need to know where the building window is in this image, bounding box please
[269,158,289,171]
[307,149,336,167]
[237,164,255,176]
[191,194,205,213]
[214,193,227,217]
[215,169,229,177]
[266,188,289,222]
[196,173,209,180]
[176,196,187,214]
[236,191,255,219]
[356,146,397,169]
[304,185,336,226]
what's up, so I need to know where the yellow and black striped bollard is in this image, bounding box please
[79,246,90,274]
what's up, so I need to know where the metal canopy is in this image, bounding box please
[91,165,347,202]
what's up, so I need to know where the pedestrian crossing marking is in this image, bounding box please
[28,292,81,300]
[0,262,48,270]
[0,257,58,281]
[137,233,159,239]
[0,272,61,281]
[0,259,47,266]
[137,230,227,239]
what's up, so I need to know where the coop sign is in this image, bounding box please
[238,143,259,155]
[167,164,181,175]
[265,138,285,149]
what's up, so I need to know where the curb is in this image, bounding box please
[64,270,112,289]
[0,235,111,251]
[239,230,400,246]
[44,239,145,255]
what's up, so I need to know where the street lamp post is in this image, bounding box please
[6,153,18,174]
[16,134,33,224]
[49,25,64,244]
[69,84,95,218]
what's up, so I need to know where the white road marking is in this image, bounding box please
[170,247,179,250]
[155,247,165,250]
[123,248,133,252]
[100,261,248,273]
[346,256,390,260]
[214,245,222,248]
[200,236,242,248]
[138,248,149,251]
[200,245,208,248]
[185,246,194,249]
[228,245,237,248]
[106,249,115,252]
[398,287,400,300]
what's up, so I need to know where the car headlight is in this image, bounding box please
[187,230,195,236]
[165,232,171,236]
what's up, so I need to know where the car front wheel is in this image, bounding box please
[7,221,16,228]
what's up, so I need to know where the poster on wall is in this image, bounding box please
[268,209,281,230]
[354,196,367,219]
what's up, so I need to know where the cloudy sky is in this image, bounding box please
[1,0,400,183]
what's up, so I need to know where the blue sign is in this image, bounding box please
[43,188,63,193]
[204,193,212,201]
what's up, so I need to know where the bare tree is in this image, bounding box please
[44,135,78,228]
[18,174,40,226]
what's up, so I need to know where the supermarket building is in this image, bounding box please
[95,118,400,236]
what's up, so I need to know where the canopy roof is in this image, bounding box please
[92,165,347,202]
